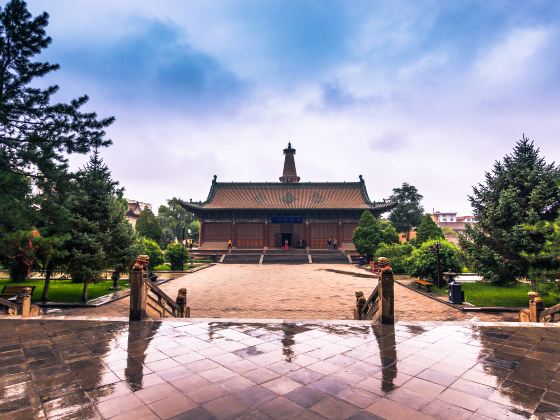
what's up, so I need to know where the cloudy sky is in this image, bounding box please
[27,0,560,214]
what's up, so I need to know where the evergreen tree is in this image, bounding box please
[389,183,424,240]
[352,211,383,260]
[158,198,194,245]
[166,242,189,270]
[67,148,135,301]
[140,238,165,271]
[380,220,400,245]
[460,136,560,286]
[136,208,163,246]
[415,214,444,245]
[0,0,113,178]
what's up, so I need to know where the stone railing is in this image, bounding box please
[519,291,560,323]
[129,255,190,321]
[354,265,394,324]
[0,288,40,317]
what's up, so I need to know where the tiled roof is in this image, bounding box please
[182,181,392,211]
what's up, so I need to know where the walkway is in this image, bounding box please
[1,318,558,419]
[43,264,515,321]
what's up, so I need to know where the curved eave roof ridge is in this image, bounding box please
[212,181,363,188]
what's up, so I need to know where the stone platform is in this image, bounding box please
[1,318,559,419]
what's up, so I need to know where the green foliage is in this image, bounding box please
[140,238,165,270]
[188,220,200,242]
[380,220,400,245]
[352,211,383,259]
[375,243,413,274]
[158,198,195,245]
[415,214,444,245]
[166,242,189,271]
[0,230,37,281]
[136,208,163,246]
[460,137,560,286]
[407,239,461,283]
[389,183,424,240]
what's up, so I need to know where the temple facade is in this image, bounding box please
[180,143,394,249]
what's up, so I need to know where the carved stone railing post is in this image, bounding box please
[354,291,366,320]
[16,287,32,317]
[529,291,545,322]
[378,268,395,324]
[130,255,149,321]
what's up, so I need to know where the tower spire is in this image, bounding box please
[279,142,300,183]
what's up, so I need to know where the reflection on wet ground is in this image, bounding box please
[0,319,559,419]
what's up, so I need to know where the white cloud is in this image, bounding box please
[473,27,551,85]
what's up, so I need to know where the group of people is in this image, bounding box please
[326,237,338,250]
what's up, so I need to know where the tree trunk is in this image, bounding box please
[405,229,410,241]
[530,278,537,292]
[41,267,52,303]
[81,274,89,303]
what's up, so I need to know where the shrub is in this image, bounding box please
[375,243,413,274]
[407,239,461,284]
[140,238,164,270]
[415,215,444,245]
[166,242,189,271]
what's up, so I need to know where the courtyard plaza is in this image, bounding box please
[1,318,559,419]
[42,264,515,322]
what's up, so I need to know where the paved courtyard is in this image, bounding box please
[1,318,559,419]
[44,264,515,321]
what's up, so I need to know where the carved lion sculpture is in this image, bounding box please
[176,288,187,305]
[132,255,149,271]
[355,291,366,308]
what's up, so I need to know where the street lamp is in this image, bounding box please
[182,226,186,243]
[431,241,442,288]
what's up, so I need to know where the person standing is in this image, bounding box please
[227,239,232,253]
[327,237,332,249]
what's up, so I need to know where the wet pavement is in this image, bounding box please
[1,319,559,419]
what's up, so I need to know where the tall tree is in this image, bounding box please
[158,198,195,245]
[415,214,444,245]
[389,183,424,240]
[0,0,114,179]
[136,208,163,246]
[352,211,383,260]
[67,148,135,302]
[460,136,560,287]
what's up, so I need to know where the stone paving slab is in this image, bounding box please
[1,318,559,419]
[39,264,516,322]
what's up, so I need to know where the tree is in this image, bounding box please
[415,214,444,245]
[158,198,195,245]
[380,220,400,245]
[389,183,424,240]
[166,242,189,270]
[460,137,560,287]
[136,208,163,246]
[407,239,461,283]
[352,211,383,260]
[66,148,135,302]
[0,0,113,179]
[140,238,164,270]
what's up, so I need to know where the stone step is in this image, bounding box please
[311,254,350,264]
[262,254,310,264]
[222,254,262,264]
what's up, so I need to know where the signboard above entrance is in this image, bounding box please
[271,216,304,224]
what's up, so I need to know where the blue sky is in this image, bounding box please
[26,0,560,214]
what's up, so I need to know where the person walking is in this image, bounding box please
[332,238,338,250]
[327,237,332,249]
[227,239,232,253]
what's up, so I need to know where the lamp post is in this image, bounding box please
[432,241,442,288]
[182,226,186,244]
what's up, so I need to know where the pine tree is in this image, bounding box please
[67,147,136,301]
[389,183,424,240]
[352,211,383,260]
[158,198,195,245]
[415,214,444,245]
[460,136,560,286]
[0,0,114,178]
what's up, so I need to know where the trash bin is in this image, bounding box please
[358,257,366,266]
[211,254,218,263]
[448,283,463,304]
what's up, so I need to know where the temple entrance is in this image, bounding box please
[281,233,292,247]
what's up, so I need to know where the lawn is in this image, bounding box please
[0,279,130,303]
[435,282,560,307]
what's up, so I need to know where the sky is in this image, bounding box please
[25,0,560,215]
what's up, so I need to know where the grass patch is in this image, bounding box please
[153,261,210,271]
[0,279,130,303]
[433,282,560,307]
